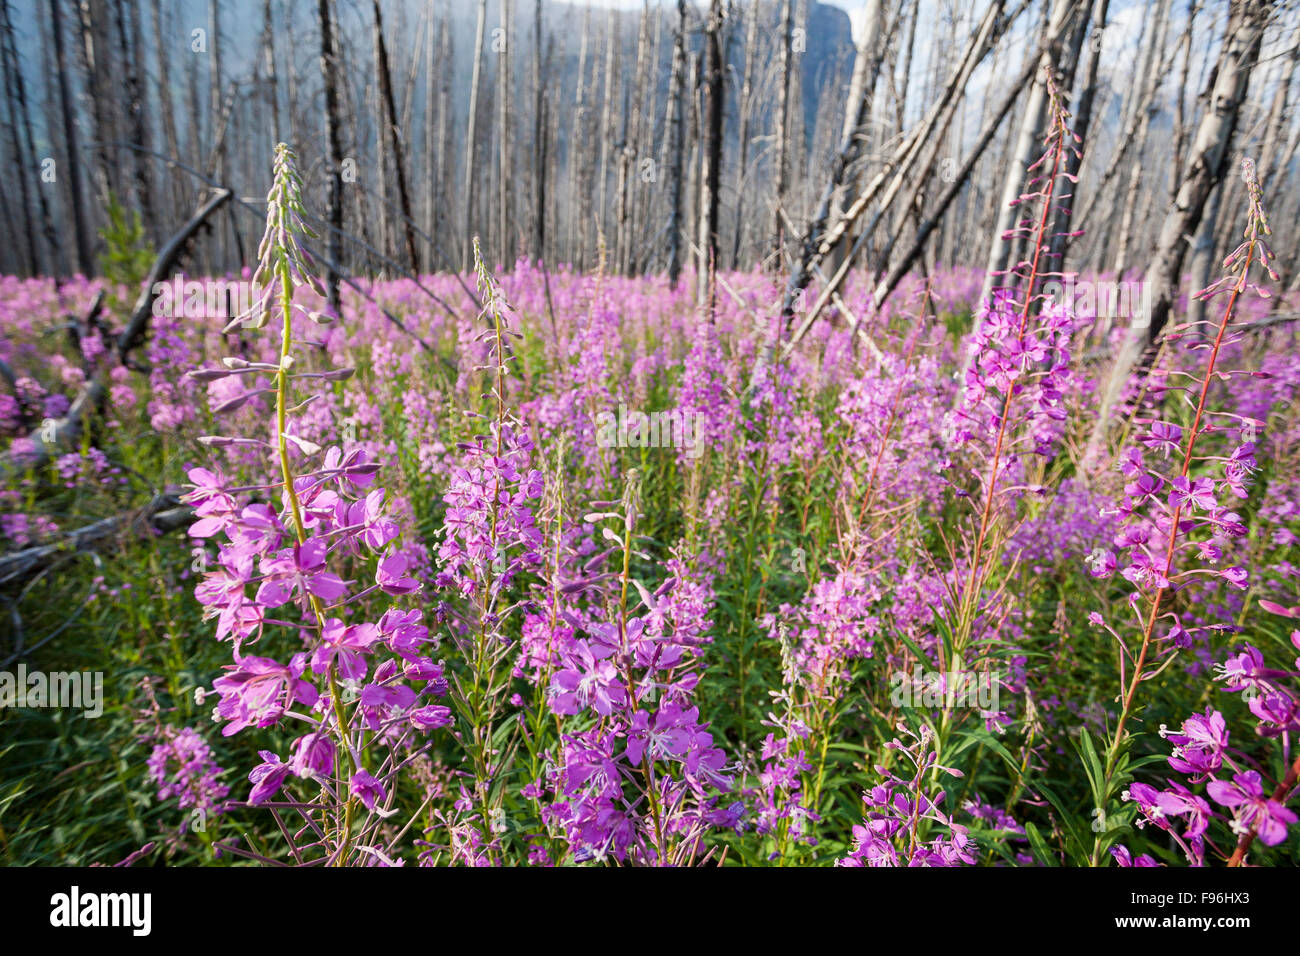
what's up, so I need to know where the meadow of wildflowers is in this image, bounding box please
[1,141,1298,874]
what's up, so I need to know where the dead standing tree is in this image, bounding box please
[372,0,420,276]
[761,0,1025,374]
[462,0,488,272]
[318,0,345,313]
[1089,0,1272,459]
[665,0,688,289]
[980,0,1081,306]
[772,0,795,269]
[50,0,93,275]
[695,0,724,307]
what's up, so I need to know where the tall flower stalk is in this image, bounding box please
[937,67,1077,753]
[433,239,545,862]
[183,145,451,866]
[1090,157,1282,864]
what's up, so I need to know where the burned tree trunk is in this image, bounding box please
[980,0,1079,306]
[0,0,40,274]
[318,0,345,311]
[1048,0,1110,272]
[731,0,759,269]
[462,0,487,271]
[498,0,513,265]
[372,0,420,274]
[666,0,687,289]
[772,0,794,266]
[1090,0,1269,456]
[50,0,93,274]
[695,0,724,307]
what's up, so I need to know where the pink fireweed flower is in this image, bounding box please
[1215,646,1267,692]
[350,769,387,812]
[1141,421,1183,458]
[1168,476,1216,512]
[255,537,349,608]
[212,653,319,736]
[1207,771,1297,846]
[311,619,380,681]
[1111,845,1160,867]
[289,733,335,780]
[248,751,291,804]
[550,642,626,717]
[1153,782,1213,840]
[1165,707,1229,778]
[147,726,230,821]
[375,552,420,595]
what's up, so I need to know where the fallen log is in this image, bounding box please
[0,493,194,587]
[0,188,232,478]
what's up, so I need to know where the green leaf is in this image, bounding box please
[1024,821,1058,867]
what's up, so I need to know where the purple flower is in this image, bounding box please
[212,653,318,735]
[1141,422,1182,457]
[1124,473,1164,504]
[311,618,379,681]
[1111,845,1160,867]
[256,537,349,607]
[1169,476,1216,511]
[1154,782,1213,839]
[625,703,694,766]
[1206,770,1297,846]
[410,704,453,732]
[551,642,626,717]
[147,726,229,818]
[1248,690,1298,736]
[1166,708,1228,778]
[290,734,335,779]
[248,751,290,804]
[1215,645,1267,692]
[376,552,420,595]
[1222,566,1249,590]
[350,769,387,811]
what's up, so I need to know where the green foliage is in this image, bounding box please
[97,193,155,294]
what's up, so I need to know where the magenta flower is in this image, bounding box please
[376,552,420,595]
[350,769,387,811]
[551,643,626,716]
[310,618,379,681]
[1248,690,1298,736]
[1141,422,1182,457]
[1169,476,1216,512]
[410,704,453,732]
[1166,708,1228,778]
[212,653,318,735]
[290,734,335,780]
[248,751,290,804]
[256,537,349,607]
[1215,645,1267,691]
[322,445,379,490]
[1222,566,1249,590]
[1111,845,1160,867]
[184,467,238,538]
[1154,782,1213,839]
[147,726,230,819]
[625,703,694,766]
[1206,770,1297,846]
[1124,473,1164,504]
